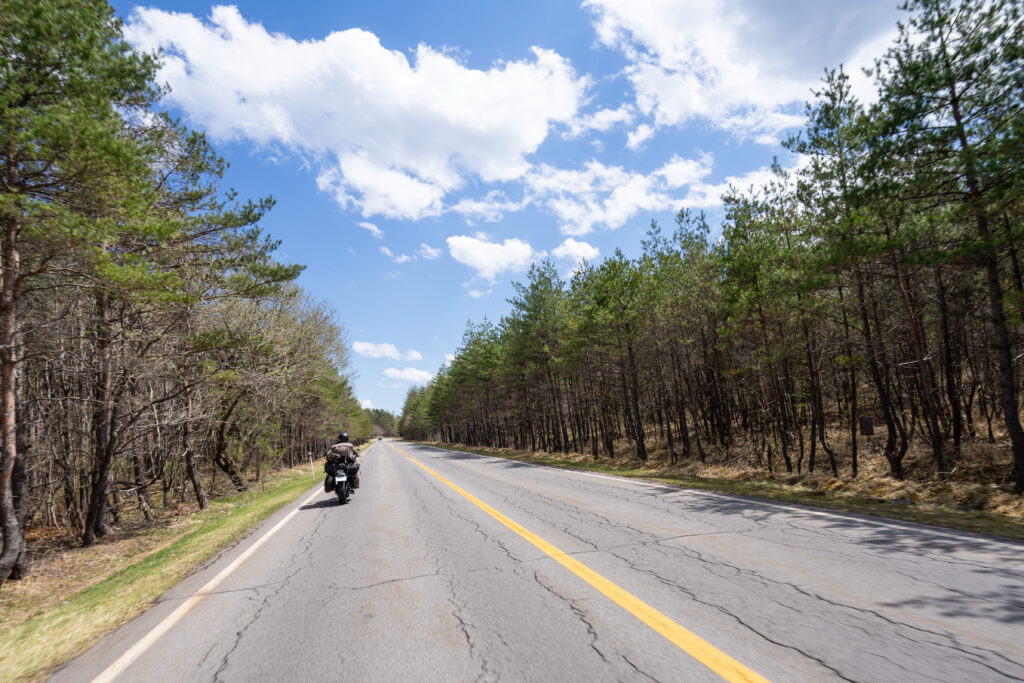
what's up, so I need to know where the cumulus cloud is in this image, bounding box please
[552,238,599,263]
[468,289,493,298]
[583,0,897,140]
[384,367,433,383]
[625,123,654,150]
[360,398,374,409]
[353,341,422,361]
[445,353,456,363]
[125,6,587,220]
[447,233,543,282]
[357,221,383,238]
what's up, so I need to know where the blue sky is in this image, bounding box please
[110,0,902,413]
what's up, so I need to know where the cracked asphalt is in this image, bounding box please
[53,441,1024,682]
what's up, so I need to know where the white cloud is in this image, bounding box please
[450,190,526,225]
[384,367,433,383]
[567,104,634,138]
[552,238,599,263]
[682,165,781,209]
[353,341,402,359]
[360,398,374,409]
[656,153,713,188]
[417,243,442,260]
[353,341,423,361]
[446,233,542,282]
[126,6,588,220]
[468,289,493,298]
[380,246,412,264]
[523,154,712,235]
[625,123,654,150]
[358,221,383,238]
[445,353,456,363]
[583,0,897,139]
[379,244,441,263]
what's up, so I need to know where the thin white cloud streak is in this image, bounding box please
[358,221,383,238]
[417,243,442,260]
[380,246,412,264]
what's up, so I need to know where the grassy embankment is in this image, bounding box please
[418,442,1024,542]
[0,455,340,681]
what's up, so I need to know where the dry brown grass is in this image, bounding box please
[2,469,270,628]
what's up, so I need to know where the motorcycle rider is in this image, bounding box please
[325,432,360,492]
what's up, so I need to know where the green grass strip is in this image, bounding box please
[0,468,317,681]
[418,442,1024,542]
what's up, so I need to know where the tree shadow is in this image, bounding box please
[425,443,1024,626]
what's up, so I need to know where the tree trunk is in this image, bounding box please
[0,210,24,586]
[83,291,115,546]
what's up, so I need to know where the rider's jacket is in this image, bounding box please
[329,441,358,464]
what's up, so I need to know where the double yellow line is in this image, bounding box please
[395,445,769,683]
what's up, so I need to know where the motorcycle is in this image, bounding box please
[333,467,350,504]
[325,459,359,505]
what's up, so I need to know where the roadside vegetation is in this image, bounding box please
[0,463,318,680]
[0,0,406,591]
[402,0,1024,517]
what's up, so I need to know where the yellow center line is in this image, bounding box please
[393,444,770,683]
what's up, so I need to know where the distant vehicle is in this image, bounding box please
[378,436,384,441]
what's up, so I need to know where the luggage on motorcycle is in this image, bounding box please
[324,475,334,493]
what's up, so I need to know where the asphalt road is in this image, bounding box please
[54,441,1024,682]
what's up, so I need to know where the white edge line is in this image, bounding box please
[409,442,1021,547]
[91,484,325,683]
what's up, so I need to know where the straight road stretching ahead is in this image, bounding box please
[55,441,1024,682]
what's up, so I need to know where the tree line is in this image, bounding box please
[0,0,371,587]
[402,0,1024,494]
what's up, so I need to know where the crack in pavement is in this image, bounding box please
[209,506,330,681]
[531,570,660,682]
[406,446,1024,681]
[603,545,859,682]
[612,539,1024,680]
[443,573,494,682]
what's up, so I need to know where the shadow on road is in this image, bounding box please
[300,498,341,510]
[414,441,1024,626]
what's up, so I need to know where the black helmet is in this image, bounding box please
[338,432,349,443]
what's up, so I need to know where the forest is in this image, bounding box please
[0,0,378,587]
[402,0,1024,497]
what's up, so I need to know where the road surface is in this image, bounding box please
[54,441,1024,682]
